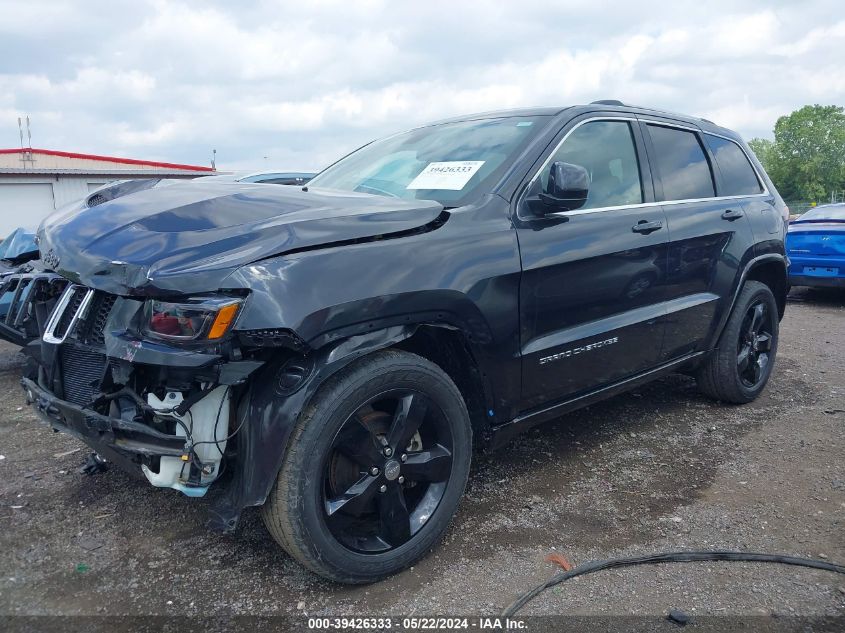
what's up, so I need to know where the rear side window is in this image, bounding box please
[647,125,715,201]
[703,134,763,196]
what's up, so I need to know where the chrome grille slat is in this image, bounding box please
[11,278,38,326]
[5,278,30,325]
[55,287,85,337]
[42,285,95,345]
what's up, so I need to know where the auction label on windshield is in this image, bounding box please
[407,161,485,190]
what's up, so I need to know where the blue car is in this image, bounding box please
[198,170,316,185]
[0,227,38,263]
[786,203,845,289]
[237,171,315,185]
[0,227,39,326]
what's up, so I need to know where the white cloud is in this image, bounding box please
[0,0,843,171]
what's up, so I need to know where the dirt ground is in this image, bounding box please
[0,288,843,623]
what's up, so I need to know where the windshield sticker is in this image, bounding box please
[406,161,485,190]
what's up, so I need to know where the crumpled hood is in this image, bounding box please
[37,180,444,296]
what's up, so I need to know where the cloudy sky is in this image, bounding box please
[1,0,843,172]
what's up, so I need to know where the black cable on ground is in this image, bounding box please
[502,550,845,617]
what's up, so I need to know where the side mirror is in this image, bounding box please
[535,161,590,213]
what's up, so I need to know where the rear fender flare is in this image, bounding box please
[712,254,787,347]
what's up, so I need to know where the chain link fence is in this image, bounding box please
[784,200,817,216]
[784,193,844,217]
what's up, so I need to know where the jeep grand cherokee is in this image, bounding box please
[15,101,788,583]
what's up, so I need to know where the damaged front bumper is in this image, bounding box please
[18,276,344,532]
[23,375,185,468]
[19,280,266,505]
[23,376,234,497]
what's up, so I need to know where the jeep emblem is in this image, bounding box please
[43,248,60,270]
[383,460,401,481]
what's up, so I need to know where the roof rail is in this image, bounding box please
[588,101,719,127]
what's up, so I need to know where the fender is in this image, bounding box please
[223,199,524,417]
[710,253,788,347]
[208,325,423,532]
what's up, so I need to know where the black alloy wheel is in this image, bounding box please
[323,389,454,553]
[261,350,471,583]
[736,300,774,388]
[696,280,779,404]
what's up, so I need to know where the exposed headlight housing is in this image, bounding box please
[143,296,243,342]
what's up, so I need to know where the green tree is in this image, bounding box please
[748,137,774,166]
[748,104,845,202]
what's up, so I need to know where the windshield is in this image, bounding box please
[793,204,845,223]
[307,115,548,207]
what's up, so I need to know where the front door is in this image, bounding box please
[515,117,670,410]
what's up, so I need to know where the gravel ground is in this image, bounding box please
[0,287,843,624]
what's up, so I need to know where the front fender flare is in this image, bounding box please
[208,325,419,532]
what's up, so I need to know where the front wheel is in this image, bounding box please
[261,350,471,583]
[696,280,779,403]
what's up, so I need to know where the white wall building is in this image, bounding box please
[0,148,215,237]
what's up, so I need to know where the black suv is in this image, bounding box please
[17,101,788,583]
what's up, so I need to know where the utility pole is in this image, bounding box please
[17,116,35,168]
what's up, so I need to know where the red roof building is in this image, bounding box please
[0,148,215,235]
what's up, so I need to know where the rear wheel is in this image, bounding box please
[696,280,779,403]
[261,350,471,583]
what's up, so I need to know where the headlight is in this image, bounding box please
[143,297,243,342]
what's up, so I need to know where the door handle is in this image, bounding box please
[632,220,663,234]
[721,209,744,221]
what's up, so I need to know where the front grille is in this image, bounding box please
[60,345,106,406]
[0,272,67,343]
[75,292,117,346]
[54,287,86,340]
[44,285,117,406]
[46,287,117,347]
[4,278,30,323]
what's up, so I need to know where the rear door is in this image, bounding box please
[515,115,669,408]
[640,120,757,360]
[705,134,782,246]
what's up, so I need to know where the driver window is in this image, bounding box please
[541,120,644,209]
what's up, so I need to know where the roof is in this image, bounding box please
[419,106,567,128]
[0,148,214,172]
[420,102,735,137]
[574,102,734,136]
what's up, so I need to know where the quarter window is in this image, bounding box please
[541,120,643,209]
[647,125,715,201]
[704,134,763,196]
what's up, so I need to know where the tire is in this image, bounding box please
[696,280,779,403]
[261,349,472,583]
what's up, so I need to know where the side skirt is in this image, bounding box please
[489,351,706,450]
